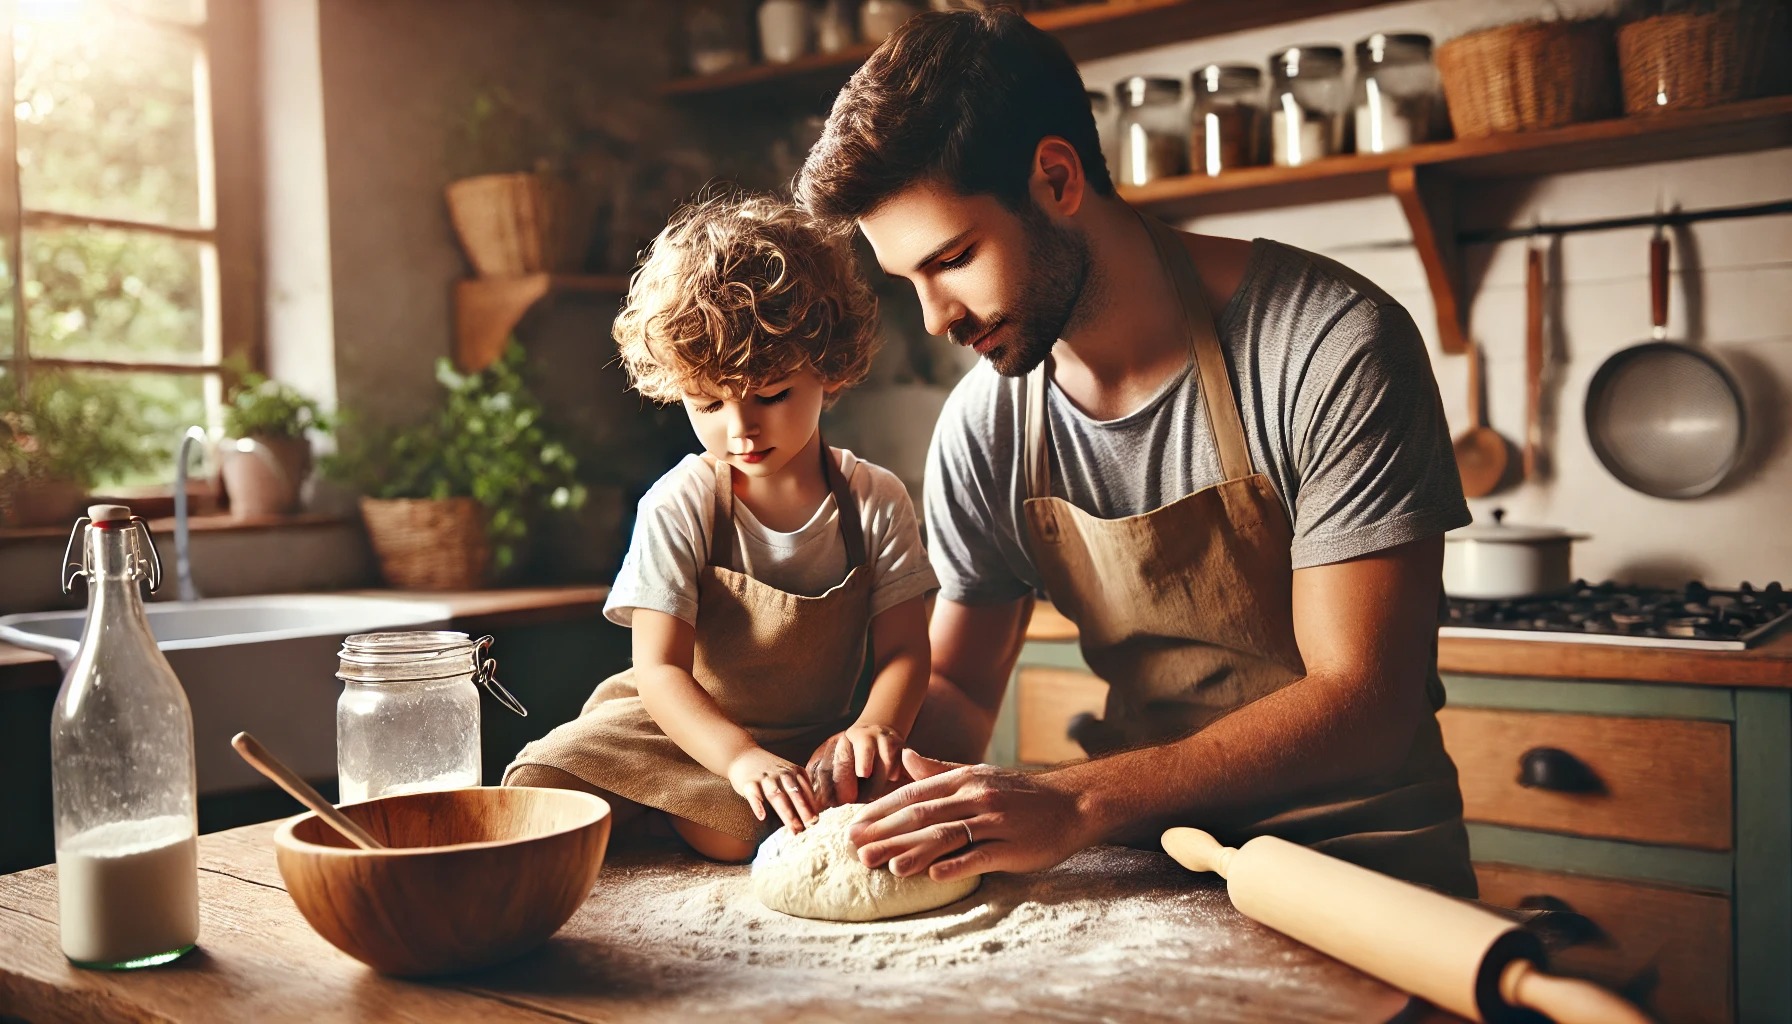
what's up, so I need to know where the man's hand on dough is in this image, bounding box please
[727,747,820,832]
[847,749,1094,882]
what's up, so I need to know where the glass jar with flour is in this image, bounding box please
[1268,45,1348,167]
[1352,33,1440,154]
[335,631,527,803]
[52,505,199,970]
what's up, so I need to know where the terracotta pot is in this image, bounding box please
[1,476,89,528]
[220,436,311,518]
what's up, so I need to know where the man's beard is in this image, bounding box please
[947,205,1091,378]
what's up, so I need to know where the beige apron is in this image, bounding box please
[503,444,870,842]
[1023,213,1476,896]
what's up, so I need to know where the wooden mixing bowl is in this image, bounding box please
[273,786,610,976]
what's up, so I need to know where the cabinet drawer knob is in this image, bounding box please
[1517,746,1605,794]
[1067,712,1119,756]
[1518,893,1608,946]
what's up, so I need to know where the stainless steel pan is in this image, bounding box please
[1584,231,1745,499]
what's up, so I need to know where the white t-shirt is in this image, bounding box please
[604,448,939,628]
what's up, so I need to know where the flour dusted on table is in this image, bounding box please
[543,843,1373,1020]
[751,804,978,921]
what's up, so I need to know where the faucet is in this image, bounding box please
[172,425,208,602]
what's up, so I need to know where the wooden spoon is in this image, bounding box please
[1453,338,1511,498]
[1523,243,1546,480]
[231,731,384,850]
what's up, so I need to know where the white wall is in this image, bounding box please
[844,0,1792,588]
[260,0,338,419]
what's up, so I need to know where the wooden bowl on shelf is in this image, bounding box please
[273,786,611,976]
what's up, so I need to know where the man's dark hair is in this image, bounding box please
[795,7,1114,220]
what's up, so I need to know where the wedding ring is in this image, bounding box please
[961,820,975,847]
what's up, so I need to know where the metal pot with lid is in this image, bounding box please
[1442,509,1588,600]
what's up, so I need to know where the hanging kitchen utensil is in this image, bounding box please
[1523,238,1545,480]
[1584,228,1745,499]
[1453,338,1514,498]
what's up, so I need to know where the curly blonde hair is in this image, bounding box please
[613,192,879,406]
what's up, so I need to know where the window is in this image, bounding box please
[0,0,259,493]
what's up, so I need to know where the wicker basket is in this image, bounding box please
[1618,7,1792,114]
[444,172,583,277]
[360,496,491,591]
[1437,18,1620,138]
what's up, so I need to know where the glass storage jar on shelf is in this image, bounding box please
[758,0,813,64]
[814,0,857,54]
[1268,45,1348,167]
[683,0,750,76]
[861,0,920,43]
[1190,64,1264,177]
[1116,76,1188,188]
[1352,32,1441,154]
[335,631,528,803]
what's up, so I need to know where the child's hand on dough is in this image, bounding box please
[727,747,820,832]
[805,723,905,809]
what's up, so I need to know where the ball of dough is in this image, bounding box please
[751,804,980,922]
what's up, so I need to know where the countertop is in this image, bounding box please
[5,585,1786,689]
[1024,601,1792,689]
[0,585,612,684]
[0,819,1443,1024]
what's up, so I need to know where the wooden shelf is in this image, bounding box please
[660,0,1396,102]
[1124,95,1792,353]
[452,273,629,372]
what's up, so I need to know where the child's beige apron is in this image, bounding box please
[1023,213,1476,896]
[503,445,871,842]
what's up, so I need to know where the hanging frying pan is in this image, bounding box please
[1584,229,1745,499]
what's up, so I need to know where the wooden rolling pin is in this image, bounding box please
[1162,827,1651,1024]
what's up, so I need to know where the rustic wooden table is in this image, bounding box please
[0,821,1454,1024]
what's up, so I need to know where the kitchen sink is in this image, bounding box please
[0,594,456,795]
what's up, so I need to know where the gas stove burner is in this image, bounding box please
[1442,580,1792,650]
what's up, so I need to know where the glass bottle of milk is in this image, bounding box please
[51,505,199,969]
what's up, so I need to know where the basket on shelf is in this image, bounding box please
[1617,5,1792,114]
[1436,18,1619,138]
[359,496,491,591]
[444,172,585,277]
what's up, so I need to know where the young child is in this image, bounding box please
[503,193,938,862]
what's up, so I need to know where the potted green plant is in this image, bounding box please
[323,343,586,590]
[0,373,169,527]
[219,372,330,519]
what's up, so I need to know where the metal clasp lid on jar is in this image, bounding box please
[336,630,528,717]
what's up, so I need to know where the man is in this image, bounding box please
[796,8,1475,896]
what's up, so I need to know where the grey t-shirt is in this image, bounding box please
[924,237,1470,606]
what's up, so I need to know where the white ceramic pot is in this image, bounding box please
[1442,509,1587,600]
[757,0,812,64]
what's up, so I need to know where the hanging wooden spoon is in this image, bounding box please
[1523,243,1546,480]
[231,731,384,850]
[1453,339,1512,498]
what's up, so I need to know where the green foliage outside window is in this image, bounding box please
[0,369,175,490]
[2,10,214,490]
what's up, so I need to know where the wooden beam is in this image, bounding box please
[451,275,628,373]
[1388,164,1466,354]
